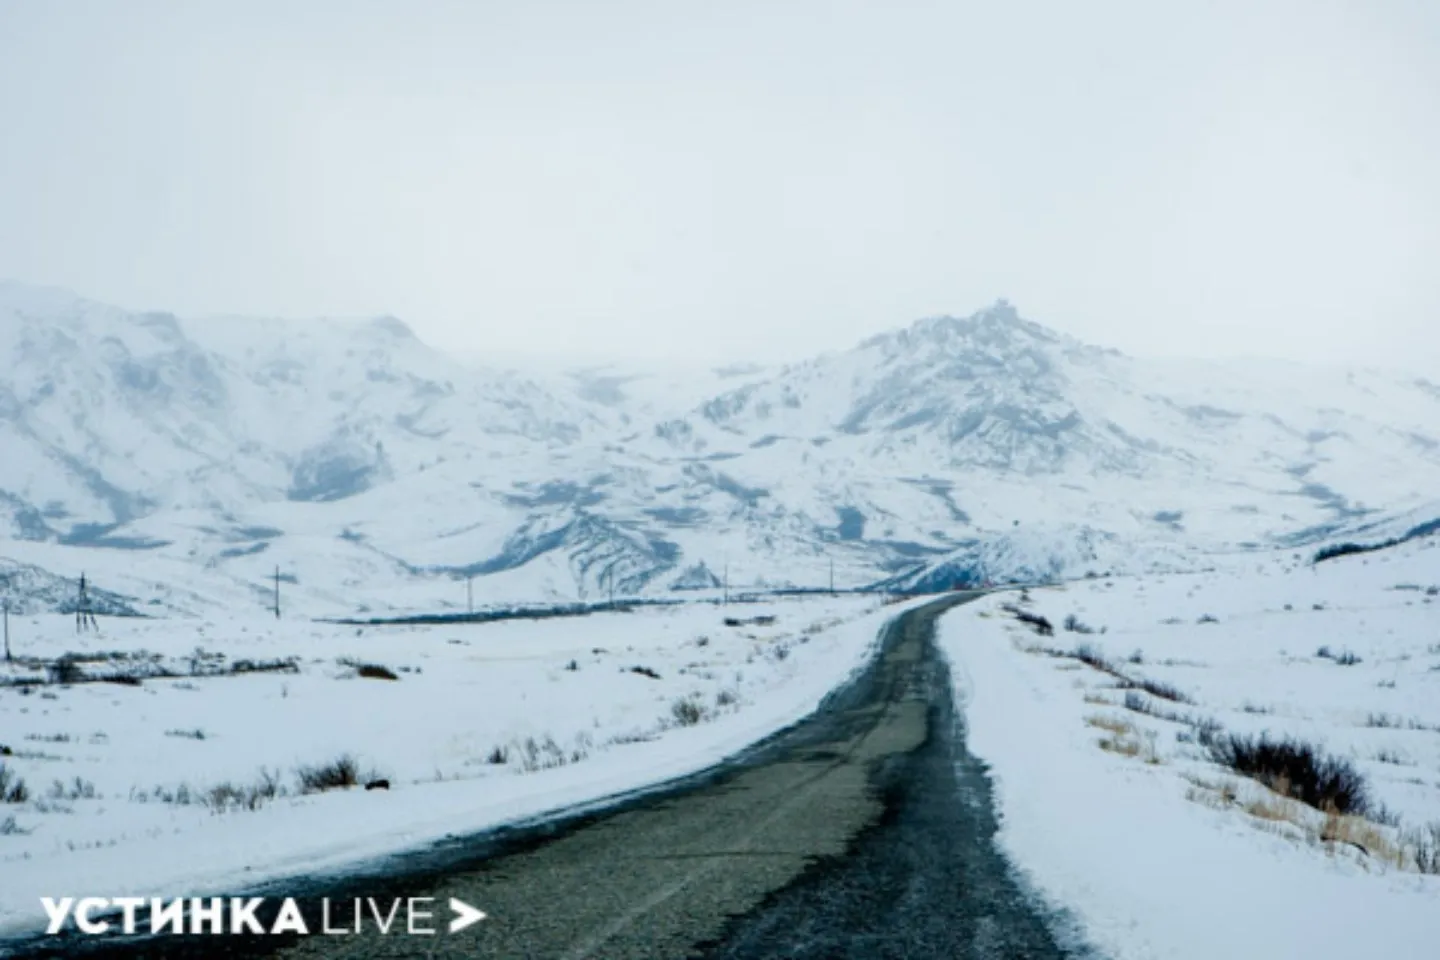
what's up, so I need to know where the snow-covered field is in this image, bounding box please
[941,538,1440,959]
[0,593,910,938]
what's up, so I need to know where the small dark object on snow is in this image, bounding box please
[1002,604,1053,637]
[364,779,390,791]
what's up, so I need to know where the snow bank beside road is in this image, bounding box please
[0,594,919,938]
[939,539,1440,960]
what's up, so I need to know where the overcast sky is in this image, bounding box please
[0,1,1436,371]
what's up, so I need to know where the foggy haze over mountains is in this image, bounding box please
[1,2,1437,372]
[1,281,1436,616]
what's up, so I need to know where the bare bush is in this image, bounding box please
[48,777,97,801]
[0,764,28,804]
[338,658,399,680]
[671,696,708,727]
[296,754,361,793]
[1002,605,1053,637]
[1208,734,1369,816]
[1122,677,1192,704]
[202,769,284,813]
[516,736,568,772]
[1122,691,1153,715]
[48,658,86,685]
[1073,643,1116,674]
[1316,646,1362,666]
[1407,823,1440,874]
[228,658,299,676]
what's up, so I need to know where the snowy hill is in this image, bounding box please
[2,282,1438,615]
[0,281,603,535]
[0,558,140,616]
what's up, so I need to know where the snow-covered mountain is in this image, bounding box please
[0,281,604,533]
[2,282,1437,615]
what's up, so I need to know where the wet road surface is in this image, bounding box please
[13,593,1084,959]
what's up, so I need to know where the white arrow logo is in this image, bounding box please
[448,898,487,933]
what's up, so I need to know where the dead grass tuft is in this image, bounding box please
[1099,735,1142,758]
[1085,714,1134,736]
[1321,809,1406,869]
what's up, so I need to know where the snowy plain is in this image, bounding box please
[0,593,916,938]
[940,537,1440,960]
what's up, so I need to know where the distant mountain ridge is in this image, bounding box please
[1,281,1437,615]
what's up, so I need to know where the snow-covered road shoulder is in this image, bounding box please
[939,540,1440,960]
[0,594,922,938]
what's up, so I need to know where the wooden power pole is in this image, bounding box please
[3,598,10,662]
[273,566,281,619]
[829,557,835,595]
[76,572,90,634]
[466,575,473,615]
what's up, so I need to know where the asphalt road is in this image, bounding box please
[16,593,1084,960]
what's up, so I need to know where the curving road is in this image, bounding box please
[17,593,1082,959]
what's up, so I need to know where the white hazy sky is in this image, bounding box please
[0,1,1437,371]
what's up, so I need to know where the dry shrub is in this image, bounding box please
[296,754,361,793]
[1321,810,1405,869]
[1404,823,1440,874]
[0,764,29,804]
[1186,785,1231,811]
[1100,735,1142,758]
[671,696,709,727]
[1085,714,1133,737]
[1208,734,1370,816]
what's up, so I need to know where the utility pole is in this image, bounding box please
[608,570,616,609]
[3,598,10,662]
[273,566,281,620]
[722,561,729,606]
[76,572,93,634]
[829,557,835,595]
[466,575,473,615]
